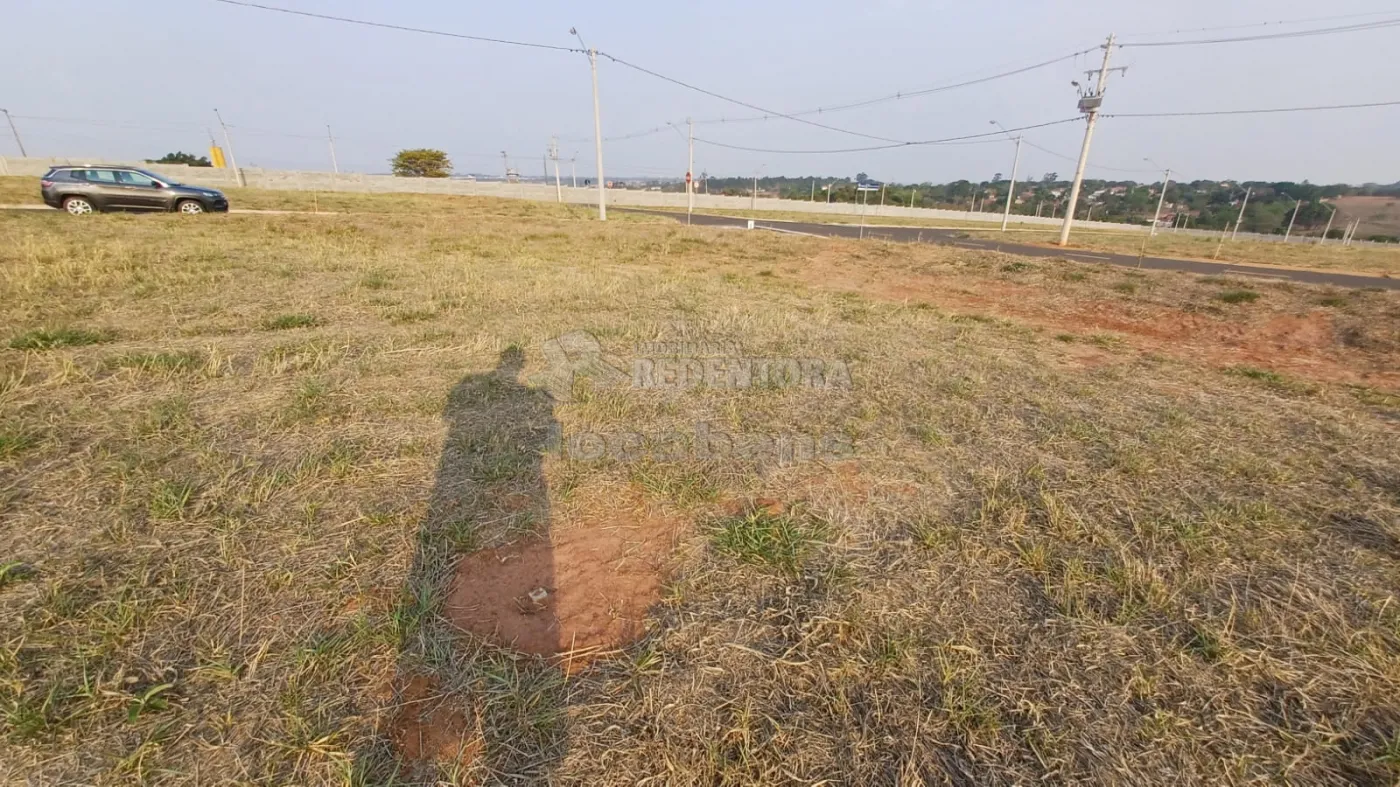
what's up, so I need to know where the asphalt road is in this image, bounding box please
[622,208,1400,291]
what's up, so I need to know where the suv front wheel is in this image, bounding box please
[176,199,205,214]
[63,196,95,215]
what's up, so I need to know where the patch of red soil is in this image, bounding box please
[444,489,683,664]
[792,250,1400,389]
[388,675,482,768]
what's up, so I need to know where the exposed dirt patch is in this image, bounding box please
[388,675,482,769]
[789,248,1400,389]
[444,487,684,664]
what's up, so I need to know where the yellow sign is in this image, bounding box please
[210,145,227,169]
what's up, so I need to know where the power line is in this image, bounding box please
[1104,99,1400,117]
[211,0,908,145]
[1120,9,1400,38]
[1121,17,1400,47]
[210,0,582,52]
[692,117,1083,155]
[599,54,908,144]
[689,47,1097,126]
[1019,139,1158,174]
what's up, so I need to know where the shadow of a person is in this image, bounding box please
[386,346,567,782]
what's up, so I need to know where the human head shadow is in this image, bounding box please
[386,345,569,782]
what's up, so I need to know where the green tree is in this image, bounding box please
[391,149,452,178]
[148,151,211,167]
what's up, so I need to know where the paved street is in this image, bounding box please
[623,208,1400,291]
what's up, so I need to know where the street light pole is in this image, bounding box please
[1232,186,1252,240]
[213,108,244,187]
[1320,204,1337,244]
[1284,197,1302,242]
[573,28,606,221]
[2,109,28,157]
[687,117,694,225]
[1146,162,1170,237]
[549,136,562,203]
[326,125,339,174]
[991,121,1022,233]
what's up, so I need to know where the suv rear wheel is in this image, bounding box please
[63,196,94,215]
[176,199,205,214]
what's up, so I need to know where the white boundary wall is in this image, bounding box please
[1,155,1151,232]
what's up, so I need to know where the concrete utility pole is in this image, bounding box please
[878,182,886,214]
[751,173,758,210]
[1232,186,1252,240]
[1284,196,1301,242]
[687,118,695,224]
[827,182,833,204]
[2,109,27,157]
[1148,165,1171,236]
[860,188,868,239]
[326,125,339,174]
[572,28,607,221]
[992,124,1023,232]
[549,136,562,203]
[570,155,577,188]
[213,108,244,186]
[1058,34,1121,246]
[501,151,510,179]
[1320,205,1337,244]
[910,189,918,208]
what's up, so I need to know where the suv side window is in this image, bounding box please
[115,170,158,187]
[65,169,90,181]
[85,170,119,184]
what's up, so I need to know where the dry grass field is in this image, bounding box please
[618,203,1400,276]
[959,227,1400,277]
[1333,196,1400,239]
[2,191,1400,785]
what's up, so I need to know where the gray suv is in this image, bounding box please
[40,166,229,215]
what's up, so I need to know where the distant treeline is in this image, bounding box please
[664,173,1400,238]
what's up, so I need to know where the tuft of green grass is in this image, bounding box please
[1317,296,1348,308]
[1214,289,1260,304]
[386,308,438,326]
[1001,261,1032,273]
[1111,282,1138,295]
[260,313,323,331]
[9,327,115,350]
[0,427,40,458]
[1054,333,1077,343]
[1228,366,1285,384]
[106,350,205,374]
[711,509,824,574]
[0,561,36,590]
[1227,365,1317,396]
[358,270,393,290]
[148,479,198,521]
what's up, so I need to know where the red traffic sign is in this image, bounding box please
[685,171,692,184]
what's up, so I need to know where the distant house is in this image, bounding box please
[1109,186,1128,196]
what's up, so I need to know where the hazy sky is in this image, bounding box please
[7,1,1399,184]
